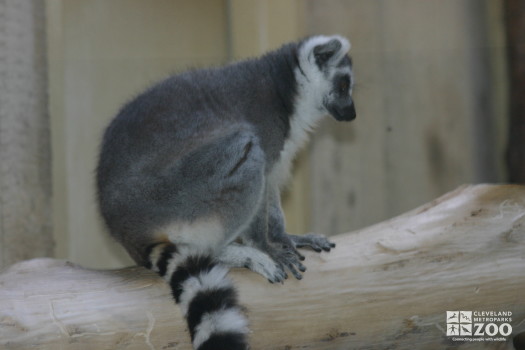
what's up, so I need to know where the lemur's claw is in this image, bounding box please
[267,243,306,281]
[289,233,336,253]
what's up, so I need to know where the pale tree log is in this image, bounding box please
[1,184,524,350]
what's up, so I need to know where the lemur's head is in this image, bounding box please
[297,35,356,122]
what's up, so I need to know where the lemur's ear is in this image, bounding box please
[313,39,342,66]
[299,35,351,70]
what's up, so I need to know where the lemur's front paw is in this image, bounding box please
[268,242,307,280]
[289,233,336,253]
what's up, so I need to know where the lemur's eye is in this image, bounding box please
[339,76,350,93]
[319,53,331,62]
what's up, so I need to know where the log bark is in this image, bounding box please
[1,184,524,350]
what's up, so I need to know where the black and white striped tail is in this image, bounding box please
[145,242,249,350]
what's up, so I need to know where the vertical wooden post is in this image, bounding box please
[504,0,525,183]
[0,0,53,268]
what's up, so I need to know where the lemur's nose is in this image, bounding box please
[336,99,356,121]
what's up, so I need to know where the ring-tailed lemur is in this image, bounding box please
[96,34,355,350]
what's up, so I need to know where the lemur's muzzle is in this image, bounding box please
[332,99,356,122]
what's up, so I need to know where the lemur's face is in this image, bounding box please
[323,54,356,122]
[298,36,356,122]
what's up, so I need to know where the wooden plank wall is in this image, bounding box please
[0,0,53,269]
[45,0,508,268]
[305,0,508,235]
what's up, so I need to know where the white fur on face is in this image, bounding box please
[270,35,352,188]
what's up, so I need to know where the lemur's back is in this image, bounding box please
[97,44,298,188]
[96,35,355,350]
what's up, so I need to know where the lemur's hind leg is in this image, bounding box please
[240,186,308,280]
[268,205,335,254]
[263,186,336,277]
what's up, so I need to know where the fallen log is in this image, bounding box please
[1,184,524,349]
